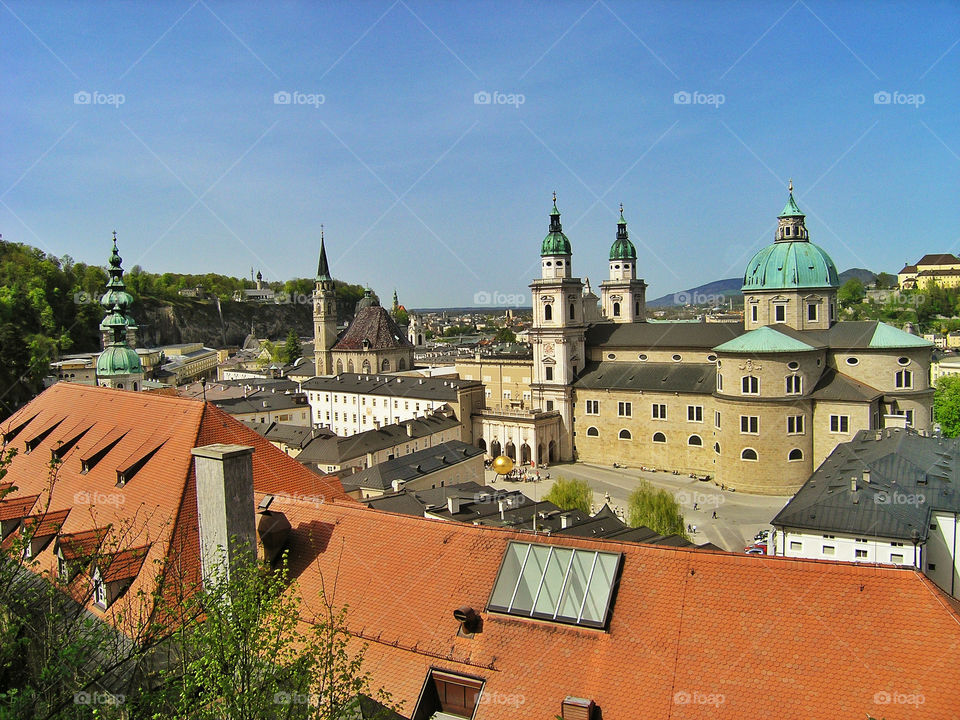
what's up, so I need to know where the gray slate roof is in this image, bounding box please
[772,427,960,541]
[586,321,745,349]
[346,440,483,491]
[574,361,716,394]
[302,373,481,401]
[809,368,883,403]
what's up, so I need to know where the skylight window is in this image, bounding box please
[488,542,621,628]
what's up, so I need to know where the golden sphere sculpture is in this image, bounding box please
[491,455,515,475]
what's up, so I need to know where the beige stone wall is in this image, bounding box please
[456,357,533,408]
[716,350,826,400]
[830,348,930,393]
[744,289,837,331]
[812,400,874,467]
[332,348,413,375]
[587,346,719,364]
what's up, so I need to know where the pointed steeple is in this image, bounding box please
[316,225,332,281]
[780,179,804,218]
[776,180,809,242]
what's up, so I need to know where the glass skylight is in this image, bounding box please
[488,542,621,628]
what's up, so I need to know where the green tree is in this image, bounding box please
[838,278,865,308]
[874,272,895,289]
[281,330,302,366]
[543,476,592,513]
[493,327,516,344]
[392,308,409,327]
[627,480,688,538]
[934,374,960,437]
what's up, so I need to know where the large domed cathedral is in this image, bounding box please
[530,185,932,495]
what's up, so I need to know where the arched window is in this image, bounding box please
[688,434,702,446]
[586,426,599,437]
[714,442,720,454]
[741,375,759,394]
[336,360,344,374]
[132,382,138,391]
[398,358,406,370]
[618,429,632,440]
[652,432,666,443]
[612,301,621,317]
[544,304,553,321]
[347,360,355,373]
[381,359,390,372]
[895,369,912,388]
[361,360,371,373]
[116,383,123,390]
[569,303,575,320]
[635,300,640,316]
[788,448,803,461]
[741,448,758,461]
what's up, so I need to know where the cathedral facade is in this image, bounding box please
[524,188,933,494]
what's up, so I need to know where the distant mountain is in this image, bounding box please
[648,268,881,307]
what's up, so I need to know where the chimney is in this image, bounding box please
[406,421,415,437]
[850,477,857,492]
[447,495,461,514]
[560,512,573,529]
[365,451,375,468]
[862,470,871,484]
[192,444,256,588]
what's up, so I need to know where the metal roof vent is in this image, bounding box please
[453,605,482,635]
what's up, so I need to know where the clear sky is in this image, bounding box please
[2,1,959,307]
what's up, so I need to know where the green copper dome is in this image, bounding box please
[541,195,572,256]
[96,345,143,376]
[609,207,636,260]
[742,240,839,291]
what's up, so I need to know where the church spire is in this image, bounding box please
[316,225,331,281]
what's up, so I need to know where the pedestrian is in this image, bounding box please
[692,524,697,534]
[687,524,692,533]
[712,510,717,519]
[693,502,698,511]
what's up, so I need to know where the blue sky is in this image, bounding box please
[2,1,959,307]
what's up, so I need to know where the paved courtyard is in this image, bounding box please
[484,461,792,552]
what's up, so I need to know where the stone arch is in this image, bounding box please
[569,303,575,320]
[398,358,406,370]
[688,434,702,446]
[361,359,371,373]
[520,443,531,465]
[490,440,502,458]
[381,359,390,372]
[347,360,355,373]
[336,359,344,374]
[477,438,487,453]
[544,304,553,321]
[741,448,758,461]
[537,443,545,465]
[505,441,516,461]
[548,440,557,463]
[788,448,803,461]
[586,426,599,437]
[613,301,621,317]
[618,429,632,440]
[653,432,666,443]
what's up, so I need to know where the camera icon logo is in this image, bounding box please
[673,90,691,105]
[474,91,491,105]
[274,91,291,105]
[874,91,891,105]
[473,290,492,305]
[74,91,92,105]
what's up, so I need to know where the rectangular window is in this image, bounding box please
[687,405,703,422]
[787,415,804,434]
[822,545,835,556]
[808,303,818,321]
[717,372,723,391]
[714,411,721,428]
[855,549,868,558]
[585,400,599,415]
[830,415,849,433]
[895,370,913,389]
[619,402,633,417]
[790,541,802,551]
[890,553,904,563]
[546,400,554,411]
[775,304,786,323]
[545,367,554,381]
[751,305,758,322]
[785,375,802,394]
[740,415,759,434]
[904,409,914,426]
[651,403,666,420]
[741,376,759,394]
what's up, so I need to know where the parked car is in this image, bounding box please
[744,547,766,555]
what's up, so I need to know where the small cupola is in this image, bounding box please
[776,180,809,241]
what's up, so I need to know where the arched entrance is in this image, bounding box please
[505,441,516,461]
[477,438,487,453]
[520,443,531,465]
[548,440,557,463]
[490,440,502,458]
[537,443,545,465]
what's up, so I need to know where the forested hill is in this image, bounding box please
[0,238,366,418]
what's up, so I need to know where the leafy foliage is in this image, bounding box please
[934,374,960,438]
[543,476,592,513]
[281,330,302,366]
[837,278,865,307]
[627,480,688,538]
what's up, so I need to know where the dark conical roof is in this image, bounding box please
[317,228,331,281]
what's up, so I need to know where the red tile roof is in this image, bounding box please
[21,509,70,538]
[0,383,352,624]
[57,527,108,561]
[275,500,960,720]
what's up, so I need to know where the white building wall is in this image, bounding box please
[774,528,917,568]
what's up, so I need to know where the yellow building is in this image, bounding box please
[898,253,960,290]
